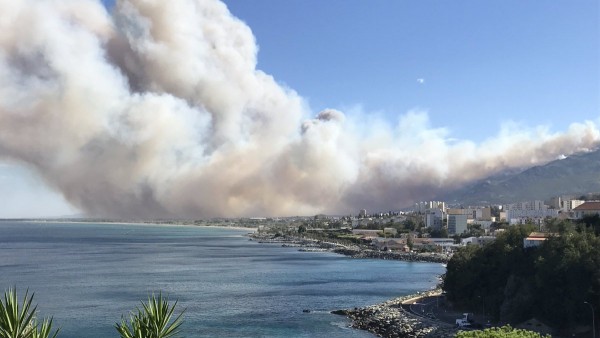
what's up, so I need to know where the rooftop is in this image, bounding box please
[572,201,600,211]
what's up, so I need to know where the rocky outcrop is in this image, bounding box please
[334,290,457,338]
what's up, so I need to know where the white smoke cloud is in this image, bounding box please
[0,0,598,218]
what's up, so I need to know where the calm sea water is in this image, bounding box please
[0,221,444,338]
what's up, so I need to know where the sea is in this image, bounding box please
[0,221,445,338]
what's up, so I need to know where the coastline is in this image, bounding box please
[251,233,454,337]
[249,233,450,264]
[335,289,458,338]
[3,219,257,232]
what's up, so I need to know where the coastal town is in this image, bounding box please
[245,194,600,256]
[244,193,600,338]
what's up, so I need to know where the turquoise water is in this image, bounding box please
[0,222,444,337]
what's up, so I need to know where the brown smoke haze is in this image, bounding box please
[0,0,599,218]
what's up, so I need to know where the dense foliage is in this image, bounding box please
[444,222,600,331]
[455,325,550,338]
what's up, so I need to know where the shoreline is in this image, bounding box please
[249,233,450,264]
[2,219,257,232]
[251,233,454,337]
[334,289,458,338]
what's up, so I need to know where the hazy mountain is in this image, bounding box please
[438,148,600,205]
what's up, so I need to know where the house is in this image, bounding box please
[461,236,496,247]
[523,232,555,248]
[371,238,408,251]
[572,201,600,219]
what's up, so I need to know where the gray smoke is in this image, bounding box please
[0,0,598,217]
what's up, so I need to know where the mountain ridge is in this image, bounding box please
[438,148,600,205]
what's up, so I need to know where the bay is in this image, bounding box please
[0,221,444,337]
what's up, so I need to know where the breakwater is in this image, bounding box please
[334,289,457,338]
[333,248,449,264]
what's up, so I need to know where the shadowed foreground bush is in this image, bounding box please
[455,325,551,338]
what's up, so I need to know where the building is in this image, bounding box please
[506,209,559,225]
[446,207,491,221]
[414,201,446,213]
[448,214,468,235]
[549,195,584,213]
[461,236,496,247]
[504,200,546,211]
[523,232,554,248]
[371,238,408,251]
[572,201,600,219]
[425,208,443,229]
[564,199,585,212]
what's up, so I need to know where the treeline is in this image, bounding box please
[443,217,600,332]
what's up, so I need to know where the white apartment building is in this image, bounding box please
[414,201,446,213]
[425,208,443,229]
[504,200,546,211]
[506,209,559,225]
[446,207,491,221]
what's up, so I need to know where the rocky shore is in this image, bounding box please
[334,289,458,338]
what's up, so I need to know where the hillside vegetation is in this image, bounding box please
[443,217,600,332]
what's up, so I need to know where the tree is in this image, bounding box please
[455,325,550,338]
[467,223,484,237]
[116,293,184,338]
[297,224,307,234]
[407,233,414,251]
[0,287,59,338]
[430,227,448,238]
[403,219,416,231]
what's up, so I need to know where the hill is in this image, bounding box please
[439,148,600,205]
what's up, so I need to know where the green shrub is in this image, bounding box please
[0,287,59,338]
[455,325,550,338]
[115,293,184,338]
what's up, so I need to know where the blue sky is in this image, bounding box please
[0,0,598,218]
[222,0,599,141]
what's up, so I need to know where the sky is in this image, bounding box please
[0,0,598,218]
[222,0,599,140]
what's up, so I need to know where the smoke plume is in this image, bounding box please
[0,0,598,217]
